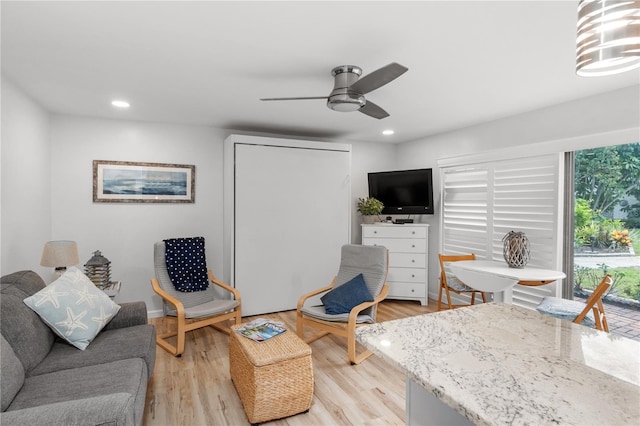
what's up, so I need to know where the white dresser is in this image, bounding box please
[361,223,429,306]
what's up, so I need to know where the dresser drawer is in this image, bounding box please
[362,225,427,239]
[363,238,425,253]
[389,252,426,268]
[387,267,425,283]
[388,282,427,298]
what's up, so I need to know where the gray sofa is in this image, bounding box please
[0,270,156,426]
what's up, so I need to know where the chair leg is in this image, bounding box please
[444,286,454,310]
[347,322,373,365]
[296,310,304,339]
[470,292,476,305]
[437,283,444,311]
[175,315,186,356]
[481,292,487,303]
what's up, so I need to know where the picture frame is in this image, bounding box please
[93,160,195,203]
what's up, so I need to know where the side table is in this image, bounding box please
[229,323,314,424]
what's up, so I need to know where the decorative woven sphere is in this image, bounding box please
[502,231,530,268]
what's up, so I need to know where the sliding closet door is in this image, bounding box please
[233,141,351,316]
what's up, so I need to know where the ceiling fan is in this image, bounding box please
[260,63,408,119]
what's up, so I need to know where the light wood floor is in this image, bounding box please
[144,299,438,425]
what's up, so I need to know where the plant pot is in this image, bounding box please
[362,215,377,224]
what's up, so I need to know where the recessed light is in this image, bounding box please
[111,100,130,108]
[382,129,395,135]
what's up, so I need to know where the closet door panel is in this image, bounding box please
[234,143,350,316]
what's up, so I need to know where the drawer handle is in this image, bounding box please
[411,289,415,293]
[412,259,415,263]
[412,231,415,234]
[374,230,377,234]
[411,274,415,278]
[412,244,415,248]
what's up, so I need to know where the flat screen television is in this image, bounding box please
[368,168,434,215]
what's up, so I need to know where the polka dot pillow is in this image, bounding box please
[164,237,209,292]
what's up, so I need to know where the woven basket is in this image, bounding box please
[502,231,530,268]
[229,325,314,424]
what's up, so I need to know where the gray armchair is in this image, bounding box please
[151,240,241,357]
[296,244,389,365]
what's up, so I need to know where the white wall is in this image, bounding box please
[49,116,227,314]
[1,77,397,315]
[348,140,397,243]
[5,73,636,312]
[396,85,640,300]
[1,76,52,278]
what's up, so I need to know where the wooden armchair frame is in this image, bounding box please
[437,253,487,311]
[573,274,611,332]
[296,247,389,365]
[151,270,242,357]
[296,279,389,365]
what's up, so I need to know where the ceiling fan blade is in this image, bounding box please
[349,63,408,95]
[260,96,328,101]
[359,100,389,119]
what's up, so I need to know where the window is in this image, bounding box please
[441,153,564,308]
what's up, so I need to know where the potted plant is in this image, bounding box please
[357,197,384,223]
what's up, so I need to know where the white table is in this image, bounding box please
[449,260,566,303]
[356,303,640,426]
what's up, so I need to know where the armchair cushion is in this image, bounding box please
[23,267,120,350]
[536,296,596,327]
[321,273,373,315]
[445,274,476,292]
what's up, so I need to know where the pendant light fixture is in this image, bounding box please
[576,0,640,77]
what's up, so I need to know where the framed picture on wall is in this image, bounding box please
[93,160,195,203]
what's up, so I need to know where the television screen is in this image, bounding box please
[368,168,434,215]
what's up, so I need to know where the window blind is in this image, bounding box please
[441,153,564,308]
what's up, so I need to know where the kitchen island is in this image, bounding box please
[356,303,640,425]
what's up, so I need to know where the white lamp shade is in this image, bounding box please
[576,0,640,77]
[40,241,80,268]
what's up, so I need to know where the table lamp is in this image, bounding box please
[40,240,80,281]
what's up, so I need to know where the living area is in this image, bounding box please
[2,1,640,425]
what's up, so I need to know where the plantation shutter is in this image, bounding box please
[441,153,564,309]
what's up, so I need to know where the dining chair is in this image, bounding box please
[437,253,487,311]
[536,274,611,332]
[296,244,389,365]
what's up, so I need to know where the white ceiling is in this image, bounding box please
[2,1,639,144]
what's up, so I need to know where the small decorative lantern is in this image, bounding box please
[502,231,530,269]
[84,250,111,289]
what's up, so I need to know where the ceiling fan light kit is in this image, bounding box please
[328,65,366,112]
[260,62,408,119]
[576,0,640,77]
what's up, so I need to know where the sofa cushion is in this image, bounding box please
[0,394,135,426]
[1,272,55,373]
[29,323,156,378]
[6,358,147,425]
[23,267,121,350]
[1,270,49,297]
[0,334,25,411]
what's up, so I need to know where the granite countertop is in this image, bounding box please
[356,302,640,426]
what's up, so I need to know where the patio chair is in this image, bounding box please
[536,274,611,332]
[296,244,389,365]
[437,253,487,311]
[151,238,242,356]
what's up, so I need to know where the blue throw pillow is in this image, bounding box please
[321,273,373,315]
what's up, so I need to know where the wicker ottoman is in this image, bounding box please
[229,324,314,424]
